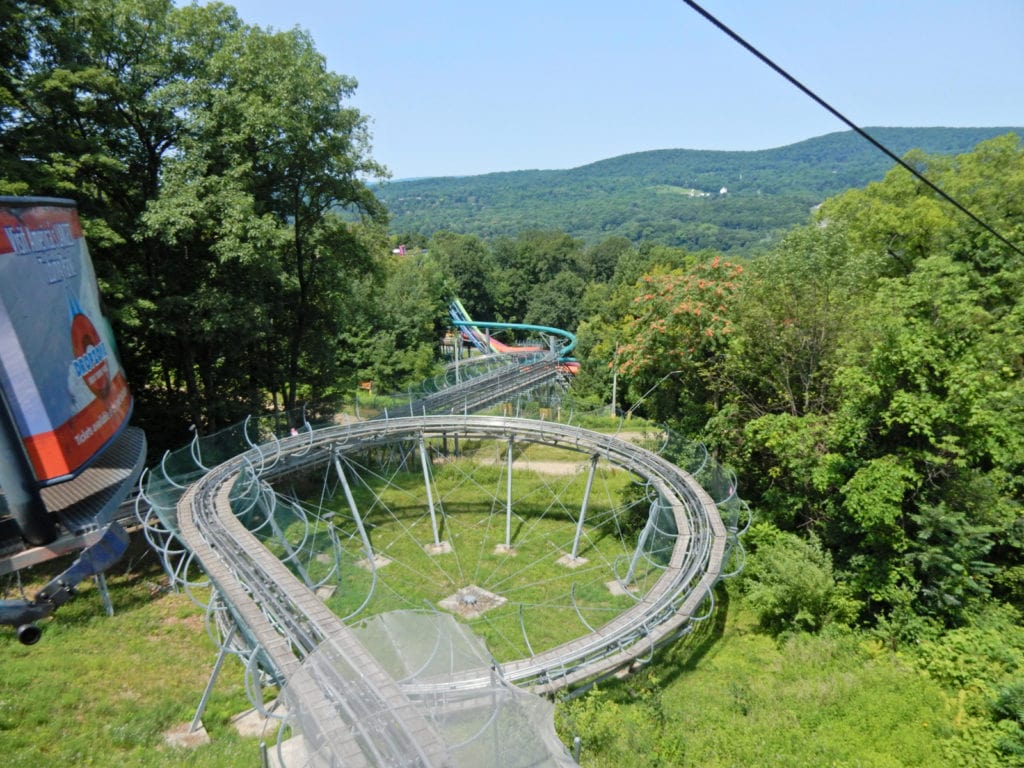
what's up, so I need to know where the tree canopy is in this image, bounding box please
[2,0,390,445]
[589,135,1024,633]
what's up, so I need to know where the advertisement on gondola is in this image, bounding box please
[0,197,132,484]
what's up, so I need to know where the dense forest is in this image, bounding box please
[378,127,1024,253]
[3,2,1024,766]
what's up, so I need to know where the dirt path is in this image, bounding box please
[471,430,662,475]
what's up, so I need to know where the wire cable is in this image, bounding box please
[680,0,1024,259]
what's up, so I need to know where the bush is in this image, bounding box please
[740,522,859,633]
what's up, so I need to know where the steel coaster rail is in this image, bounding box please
[402,352,567,417]
[179,463,449,767]
[146,349,740,766]
[176,416,730,701]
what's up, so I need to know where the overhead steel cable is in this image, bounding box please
[681,0,1024,260]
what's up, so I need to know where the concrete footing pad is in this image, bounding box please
[230,707,279,738]
[357,554,393,570]
[557,554,588,568]
[605,579,637,596]
[439,584,507,618]
[163,721,210,748]
[266,735,307,768]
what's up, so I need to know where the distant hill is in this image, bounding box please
[376,127,1024,254]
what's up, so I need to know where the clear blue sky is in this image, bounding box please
[222,0,1024,180]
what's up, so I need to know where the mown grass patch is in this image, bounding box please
[322,493,642,660]
[0,539,258,768]
[279,450,650,662]
[1,533,969,768]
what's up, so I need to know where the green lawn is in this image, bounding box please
[285,457,645,661]
[0,540,259,768]
[1,538,972,768]
[6,421,992,768]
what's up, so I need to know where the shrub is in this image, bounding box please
[740,522,859,633]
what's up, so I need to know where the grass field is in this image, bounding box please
[558,589,960,768]
[2,543,966,768]
[275,453,646,661]
[1,533,971,767]
[1,418,975,767]
[0,539,260,768]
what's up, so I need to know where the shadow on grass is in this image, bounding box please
[645,582,731,689]
[6,535,180,627]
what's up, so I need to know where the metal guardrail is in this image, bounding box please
[136,345,747,765]
[178,443,449,767]
[169,415,738,764]
[389,352,569,418]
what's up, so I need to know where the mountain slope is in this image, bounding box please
[377,127,1024,253]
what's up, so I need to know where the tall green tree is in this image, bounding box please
[726,222,879,419]
[3,0,388,442]
[734,138,1024,627]
[614,255,743,430]
[523,268,587,331]
[492,230,582,323]
[0,0,68,192]
[144,8,386,424]
[426,231,497,318]
[354,250,448,391]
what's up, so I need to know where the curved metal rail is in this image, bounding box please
[177,439,450,767]
[448,298,577,358]
[171,414,733,765]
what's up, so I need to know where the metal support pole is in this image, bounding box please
[610,357,618,418]
[95,573,114,617]
[418,436,442,546]
[625,501,658,585]
[190,624,238,733]
[455,332,461,384]
[332,454,375,560]
[570,455,599,560]
[505,436,514,549]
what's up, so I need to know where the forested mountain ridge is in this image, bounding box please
[379,127,1024,252]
